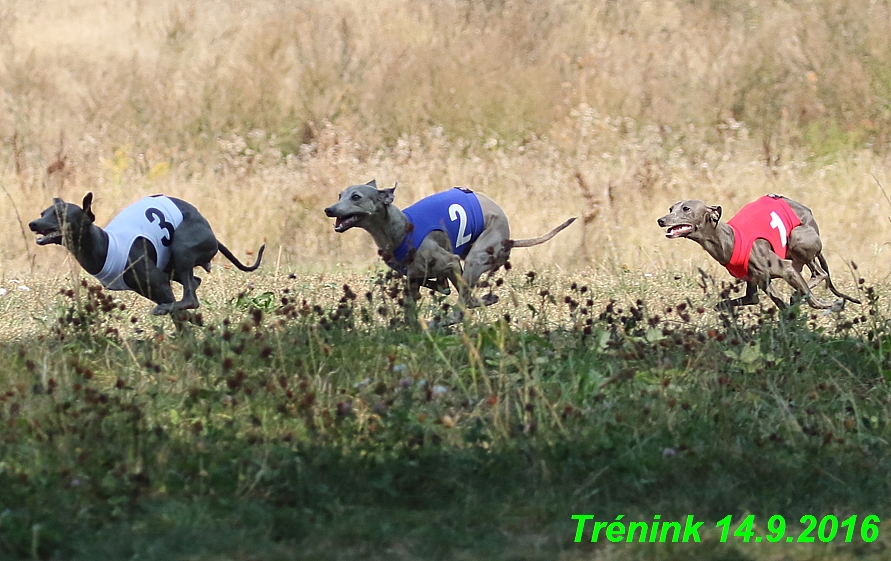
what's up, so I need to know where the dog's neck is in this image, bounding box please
[362,205,410,252]
[690,221,735,265]
[65,223,110,275]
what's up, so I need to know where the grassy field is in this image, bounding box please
[1,266,890,560]
[5,0,891,559]
[3,0,891,278]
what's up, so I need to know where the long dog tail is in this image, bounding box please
[511,217,577,248]
[818,253,861,304]
[218,242,266,272]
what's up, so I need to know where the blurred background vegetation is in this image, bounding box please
[7,0,891,153]
[2,0,891,279]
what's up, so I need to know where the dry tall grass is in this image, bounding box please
[2,0,891,285]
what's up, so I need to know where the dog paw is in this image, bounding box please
[151,303,174,315]
[426,320,457,332]
[480,293,499,306]
[824,299,846,313]
[428,309,464,329]
[422,278,451,295]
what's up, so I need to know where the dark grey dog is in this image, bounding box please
[30,193,265,315]
[325,180,575,323]
[657,195,859,310]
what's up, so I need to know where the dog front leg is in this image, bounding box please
[399,277,422,327]
[764,280,789,309]
[717,281,759,310]
[122,242,177,314]
[420,259,468,328]
[124,262,176,314]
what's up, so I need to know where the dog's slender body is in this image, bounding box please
[657,195,859,310]
[325,180,575,321]
[29,193,265,315]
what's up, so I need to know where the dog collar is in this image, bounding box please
[388,215,423,275]
[389,234,413,274]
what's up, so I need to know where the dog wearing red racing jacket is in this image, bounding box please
[657,194,859,310]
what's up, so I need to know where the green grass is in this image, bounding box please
[1,270,890,559]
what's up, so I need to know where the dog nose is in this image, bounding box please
[657,217,665,227]
[28,220,38,231]
[324,206,336,217]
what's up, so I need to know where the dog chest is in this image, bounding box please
[94,195,185,290]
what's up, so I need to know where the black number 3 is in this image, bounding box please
[145,208,174,247]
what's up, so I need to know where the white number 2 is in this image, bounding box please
[449,203,472,248]
[769,211,788,248]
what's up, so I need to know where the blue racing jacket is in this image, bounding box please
[390,187,485,273]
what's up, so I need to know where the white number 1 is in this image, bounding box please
[449,203,472,248]
[770,211,788,247]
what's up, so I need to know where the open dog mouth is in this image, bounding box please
[34,228,62,245]
[334,214,364,232]
[665,224,693,239]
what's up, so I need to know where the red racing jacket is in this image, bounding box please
[726,195,801,280]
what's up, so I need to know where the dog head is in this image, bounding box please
[657,199,722,240]
[29,192,96,247]
[324,179,397,233]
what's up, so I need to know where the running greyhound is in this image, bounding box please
[325,180,576,323]
[657,194,859,310]
[30,193,265,315]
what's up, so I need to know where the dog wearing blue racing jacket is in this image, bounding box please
[325,180,576,324]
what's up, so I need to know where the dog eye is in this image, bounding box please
[682,206,690,212]
[350,193,361,201]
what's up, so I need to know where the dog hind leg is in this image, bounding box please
[168,218,219,311]
[777,259,836,309]
[460,221,511,309]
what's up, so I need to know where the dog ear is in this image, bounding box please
[365,179,377,188]
[708,205,722,224]
[82,192,95,222]
[378,187,396,206]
